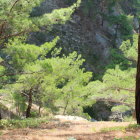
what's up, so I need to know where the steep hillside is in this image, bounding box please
[29,0,139,75]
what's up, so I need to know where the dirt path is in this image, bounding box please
[0,121,138,140]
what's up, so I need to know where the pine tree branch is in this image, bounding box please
[0,70,44,78]
[0,30,29,40]
[10,0,21,13]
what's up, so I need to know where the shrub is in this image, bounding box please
[0,118,49,129]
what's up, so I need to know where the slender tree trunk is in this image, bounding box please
[38,105,41,117]
[0,109,2,120]
[63,100,69,115]
[135,25,140,124]
[26,89,33,118]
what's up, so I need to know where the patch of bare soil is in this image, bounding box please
[0,120,138,140]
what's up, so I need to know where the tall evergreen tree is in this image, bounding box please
[134,0,140,124]
[135,26,140,124]
[0,0,82,118]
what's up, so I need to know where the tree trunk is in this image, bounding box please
[26,89,33,118]
[38,105,41,117]
[63,100,69,115]
[135,25,140,124]
[0,109,2,120]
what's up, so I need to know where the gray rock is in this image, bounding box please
[54,115,88,121]
[133,17,139,31]
[90,118,97,122]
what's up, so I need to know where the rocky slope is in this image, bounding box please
[29,0,139,75]
[27,0,139,120]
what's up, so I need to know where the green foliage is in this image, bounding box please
[0,58,6,88]
[127,124,140,130]
[34,0,81,26]
[89,34,138,119]
[93,66,135,111]
[81,0,118,18]
[120,34,138,63]
[101,126,126,132]
[0,118,49,129]
[111,105,130,113]
[0,0,85,119]
[123,136,140,140]
[107,34,138,69]
[0,0,138,122]
[107,14,133,40]
[107,0,117,12]
[13,93,26,113]
[2,42,92,117]
[114,138,122,140]
[82,0,95,17]
[0,0,81,42]
[123,116,134,122]
[133,0,140,21]
[44,52,93,115]
[4,37,59,71]
[106,48,130,69]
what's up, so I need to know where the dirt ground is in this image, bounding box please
[0,120,139,140]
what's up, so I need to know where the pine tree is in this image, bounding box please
[134,0,140,124]
[136,27,140,124]
[0,0,82,118]
[0,0,93,119]
[0,0,81,44]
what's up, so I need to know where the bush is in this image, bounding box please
[127,124,140,130]
[0,118,49,129]
[123,116,135,122]
[106,14,133,40]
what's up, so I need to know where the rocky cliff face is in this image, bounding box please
[29,0,138,75]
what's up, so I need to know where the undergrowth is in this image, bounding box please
[101,123,140,133]
[114,136,140,140]
[127,124,140,130]
[101,126,127,132]
[0,118,49,129]
[101,124,140,140]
